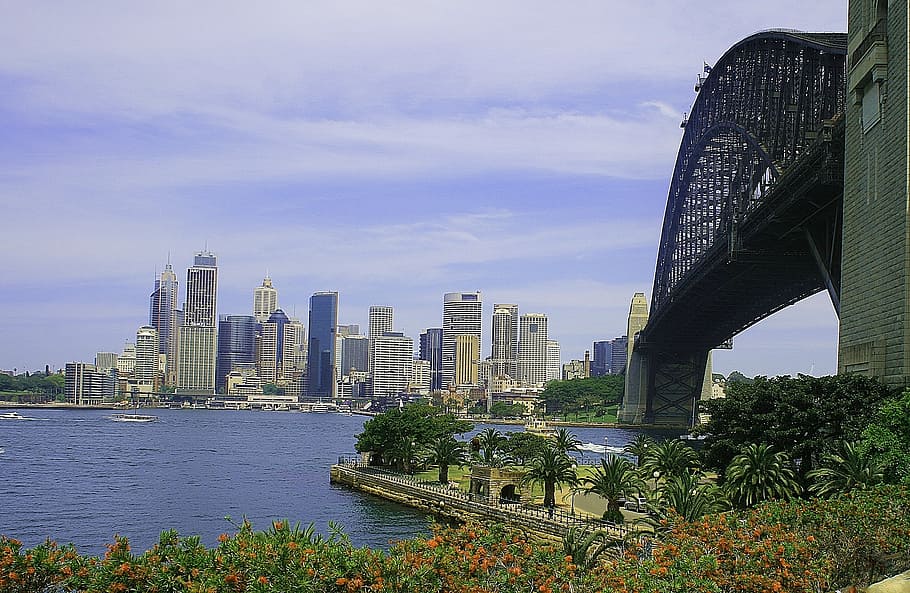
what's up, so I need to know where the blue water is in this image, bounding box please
[0,410,642,556]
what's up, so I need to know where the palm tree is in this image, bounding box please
[807,441,884,498]
[725,443,802,508]
[422,436,468,485]
[552,428,582,455]
[623,434,656,466]
[562,527,612,571]
[388,438,421,474]
[649,471,728,524]
[472,427,506,465]
[640,439,700,481]
[574,455,644,523]
[521,446,578,509]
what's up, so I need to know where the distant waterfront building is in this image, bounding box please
[258,308,290,384]
[411,359,431,394]
[65,362,116,405]
[337,324,360,337]
[149,262,178,385]
[562,359,587,381]
[341,334,369,377]
[177,251,218,393]
[518,313,548,386]
[117,343,136,377]
[371,331,413,398]
[94,352,118,373]
[419,328,443,391]
[442,292,482,388]
[216,315,257,393]
[491,304,519,379]
[546,340,561,383]
[253,276,279,323]
[282,318,306,377]
[455,333,480,388]
[306,291,338,398]
[134,326,160,391]
[591,340,611,376]
[610,336,628,375]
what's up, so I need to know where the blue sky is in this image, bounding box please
[0,1,846,376]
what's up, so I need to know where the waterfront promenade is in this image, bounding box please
[330,457,630,544]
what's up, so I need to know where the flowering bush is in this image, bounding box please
[2,486,908,593]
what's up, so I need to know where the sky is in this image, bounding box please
[0,1,846,377]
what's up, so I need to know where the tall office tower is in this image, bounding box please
[368,306,394,374]
[306,291,338,398]
[94,352,118,373]
[341,334,369,377]
[442,292,482,388]
[610,336,629,375]
[134,326,160,390]
[253,276,278,323]
[282,318,306,375]
[177,251,219,392]
[216,315,257,393]
[546,340,561,383]
[491,304,519,379]
[838,1,910,384]
[518,313,548,385]
[591,340,612,376]
[258,309,290,384]
[455,334,480,387]
[419,328,443,391]
[371,331,413,398]
[149,263,178,385]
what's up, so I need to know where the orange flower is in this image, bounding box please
[336,577,348,586]
[258,575,269,585]
[218,533,230,543]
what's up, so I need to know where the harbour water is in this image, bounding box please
[0,409,641,556]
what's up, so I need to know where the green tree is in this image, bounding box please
[623,434,656,466]
[574,455,644,523]
[807,441,885,497]
[860,389,910,484]
[561,527,612,571]
[551,428,582,455]
[648,471,729,524]
[539,375,624,416]
[500,432,549,466]
[355,404,472,470]
[699,374,894,478]
[471,427,507,465]
[488,402,526,418]
[421,436,468,484]
[262,383,285,395]
[724,444,802,508]
[521,446,577,509]
[640,439,699,482]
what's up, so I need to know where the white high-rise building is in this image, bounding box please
[135,326,160,390]
[371,332,413,398]
[368,306,394,374]
[518,313,548,386]
[177,251,218,392]
[546,340,561,383]
[442,292,482,388]
[253,276,278,323]
[455,334,480,387]
[491,304,519,379]
[117,343,136,376]
[149,263,178,385]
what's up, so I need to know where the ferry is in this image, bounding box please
[0,411,28,420]
[109,413,158,423]
[524,418,557,438]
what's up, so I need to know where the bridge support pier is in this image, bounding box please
[621,346,712,427]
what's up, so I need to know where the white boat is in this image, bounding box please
[0,411,29,420]
[110,413,158,423]
[524,418,557,438]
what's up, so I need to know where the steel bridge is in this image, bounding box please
[620,31,848,426]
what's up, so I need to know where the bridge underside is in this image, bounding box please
[628,123,844,427]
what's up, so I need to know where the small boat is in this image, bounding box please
[109,413,158,423]
[524,418,557,438]
[0,411,28,420]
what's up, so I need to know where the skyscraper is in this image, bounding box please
[546,340,561,383]
[368,306,394,374]
[442,292,482,388]
[610,336,628,375]
[258,309,290,384]
[306,291,338,398]
[491,304,519,379]
[591,340,612,376]
[149,263,178,385]
[135,326,160,390]
[455,334,480,387]
[419,328,443,391]
[341,334,369,377]
[371,331,413,398]
[216,314,257,393]
[253,276,278,323]
[518,313,548,386]
[177,251,218,393]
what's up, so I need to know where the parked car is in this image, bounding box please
[624,497,648,512]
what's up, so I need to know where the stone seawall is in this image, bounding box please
[330,463,627,544]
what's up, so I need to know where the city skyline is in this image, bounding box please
[0,2,846,377]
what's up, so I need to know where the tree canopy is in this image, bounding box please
[698,374,895,478]
[539,375,623,416]
[355,404,472,470]
[860,389,910,485]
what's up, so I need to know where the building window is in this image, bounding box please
[862,81,881,132]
